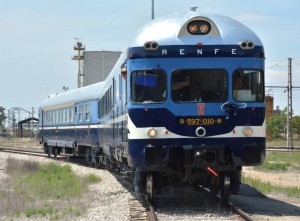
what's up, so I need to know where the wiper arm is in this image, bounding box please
[221,102,247,119]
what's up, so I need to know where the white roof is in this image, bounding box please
[129,11,263,47]
[40,81,105,109]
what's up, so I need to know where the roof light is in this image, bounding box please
[187,20,211,35]
[188,24,198,33]
[199,24,209,33]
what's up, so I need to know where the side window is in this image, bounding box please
[50,111,53,124]
[64,108,67,123]
[53,110,56,124]
[66,108,69,123]
[62,109,65,124]
[46,112,49,125]
[79,105,83,122]
[58,109,63,124]
[70,107,74,123]
[86,104,90,122]
[44,111,47,125]
[233,70,264,102]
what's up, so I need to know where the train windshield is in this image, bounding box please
[131,70,167,103]
[233,70,264,102]
[171,69,228,102]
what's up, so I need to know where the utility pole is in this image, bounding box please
[266,58,300,150]
[72,40,85,88]
[151,0,154,20]
[287,58,293,150]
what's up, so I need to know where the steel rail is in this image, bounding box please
[227,201,255,221]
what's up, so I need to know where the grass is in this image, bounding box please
[255,151,300,171]
[242,175,300,198]
[256,161,290,171]
[0,158,101,220]
[85,173,102,183]
[267,138,300,147]
[243,150,300,198]
[13,163,84,199]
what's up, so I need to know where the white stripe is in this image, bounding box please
[40,125,98,130]
[128,116,266,139]
[39,114,128,131]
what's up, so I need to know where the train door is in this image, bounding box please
[122,73,128,142]
[112,78,116,140]
[39,109,44,143]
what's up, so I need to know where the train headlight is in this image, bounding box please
[147,128,157,138]
[187,20,211,35]
[239,41,255,50]
[243,127,253,137]
[144,41,159,50]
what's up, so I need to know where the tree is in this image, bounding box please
[267,108,287,138]
[293,116,300,136]
[0,106,6,127]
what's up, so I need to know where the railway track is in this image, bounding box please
[0,147,45,156]
[227,201,254,221]
[267,147,300,152]
[128,194,158,221]
[0,147,261,221]
[148,185,254,221]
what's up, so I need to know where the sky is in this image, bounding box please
[1,0,300,120]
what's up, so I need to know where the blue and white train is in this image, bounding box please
[39,9,266,201]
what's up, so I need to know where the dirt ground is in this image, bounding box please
[232,167,300,221]
[243,167,300,188]
[1,140,300,220]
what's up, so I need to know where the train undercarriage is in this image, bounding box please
[134,145,242,202]
[44,142,241,202]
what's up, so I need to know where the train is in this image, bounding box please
[39,9,266,201]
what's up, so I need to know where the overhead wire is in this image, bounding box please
[266,59,288,70]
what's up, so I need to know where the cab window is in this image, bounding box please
[171,69,228,102]
[233,70,264,102]
[131,70,166,103]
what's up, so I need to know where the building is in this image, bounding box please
[265,95,274,138]
[82,51,121,86]
[265,96,274,119]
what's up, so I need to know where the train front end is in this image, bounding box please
[126,11,265,199]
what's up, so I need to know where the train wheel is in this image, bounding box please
[230,169,241,194]
[54,147,58,159]
[220,173,230,203]
[96,155,104,168]
[146,174,153,200]
[47,146,51,158]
